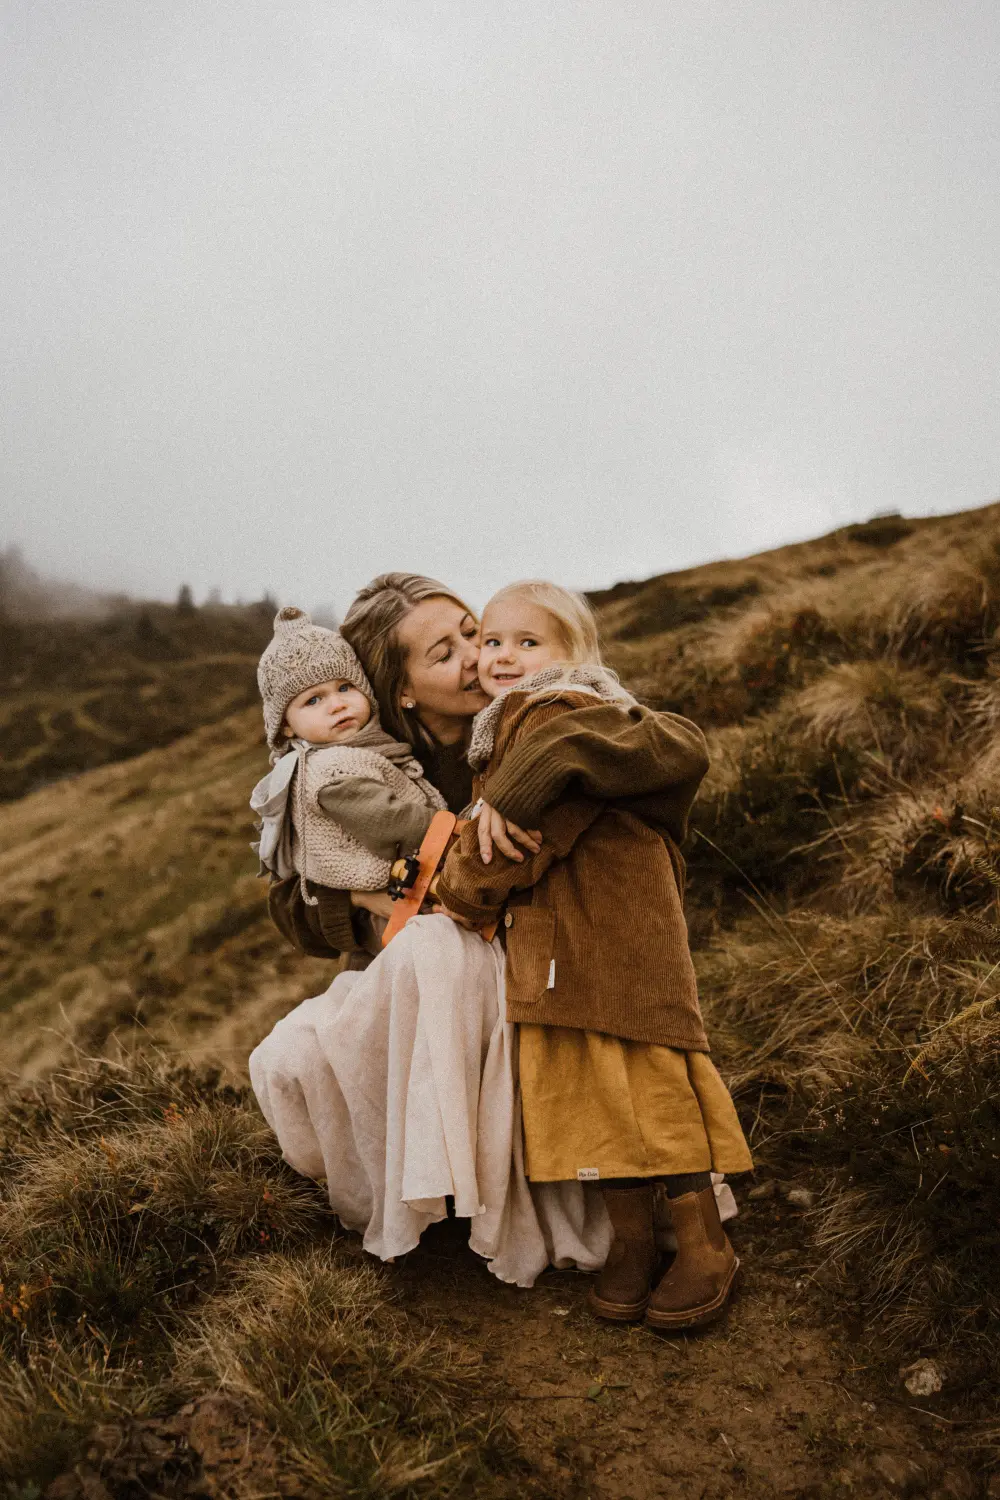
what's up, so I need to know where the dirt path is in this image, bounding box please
[388,1193,982,1499]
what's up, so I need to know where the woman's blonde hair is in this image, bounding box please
[485,579,602,665]
[341,572,474,746]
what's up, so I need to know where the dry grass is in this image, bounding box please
[173,1251,517,1497]
[0,1054,331,1354]
[0,1057,525,1497]
[0,708,335,1078]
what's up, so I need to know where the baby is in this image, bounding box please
[251,607,445,920]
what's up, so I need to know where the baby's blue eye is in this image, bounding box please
[306,695,321,706]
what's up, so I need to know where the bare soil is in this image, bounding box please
[389,1197,987,1500]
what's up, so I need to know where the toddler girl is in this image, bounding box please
[436,580,753,1328]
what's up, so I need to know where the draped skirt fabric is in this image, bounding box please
[249,914,614,1287]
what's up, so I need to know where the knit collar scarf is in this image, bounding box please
[274,716,431,784]
[468,662,636,770]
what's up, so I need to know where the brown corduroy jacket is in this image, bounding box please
[436,692,712,1051]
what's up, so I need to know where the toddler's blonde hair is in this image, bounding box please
[486,579,602,666]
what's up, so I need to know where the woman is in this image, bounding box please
[250,574,735,1287]
[266,574,539,963]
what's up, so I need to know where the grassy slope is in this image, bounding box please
[0,708,333,1079]
[3,502,1000,1494]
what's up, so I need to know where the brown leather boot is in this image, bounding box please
[645,1185,740,1331]
[589,1184,657,1322]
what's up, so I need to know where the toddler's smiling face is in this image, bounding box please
[283,680,372,744]
[477,599,566,699]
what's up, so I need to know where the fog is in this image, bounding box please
[2,1,998,614]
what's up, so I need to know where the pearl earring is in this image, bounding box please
[403,700,415,710]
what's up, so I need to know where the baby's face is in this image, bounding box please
[478,600,566,699]
[283,680,372,744]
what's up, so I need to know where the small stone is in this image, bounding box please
[871,1451,927,1493]
[785,1187,816,1209]
[900,1357,944,1397]
[748,1180,777,1201]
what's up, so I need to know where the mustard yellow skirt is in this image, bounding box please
[518,1024,754,1183]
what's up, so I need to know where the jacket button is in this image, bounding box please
[504,912,513,928]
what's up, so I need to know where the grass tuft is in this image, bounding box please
[0,1056,331,1352]
[174,1250,519,1497]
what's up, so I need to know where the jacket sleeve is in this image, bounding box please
[266,876,360,958]
[435,793,602,926]
[316,776,436,861]
[481,702,710,843]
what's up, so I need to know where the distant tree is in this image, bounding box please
[206,586,223,607]
[134,610,171,657]
[176,583,195,613]
[0,550,12,621]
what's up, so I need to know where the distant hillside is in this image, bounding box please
[0,569,274,799]
[0,545,116,620]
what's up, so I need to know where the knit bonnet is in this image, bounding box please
[257,607,376,751]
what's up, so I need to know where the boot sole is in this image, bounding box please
[644,1258,741,1332]
[588,1288,650,1323]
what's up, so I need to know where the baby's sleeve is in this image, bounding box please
[317,777,435,861]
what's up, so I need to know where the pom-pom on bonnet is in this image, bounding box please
[257,607,377,750]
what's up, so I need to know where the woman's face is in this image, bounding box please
[397,596,488,736]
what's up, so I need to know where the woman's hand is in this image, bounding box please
[476,802,542,866]
[350,889,395,920]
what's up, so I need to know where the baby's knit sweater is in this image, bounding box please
[251,741,445,899]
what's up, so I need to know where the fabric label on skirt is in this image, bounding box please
[577,1167,600,1182]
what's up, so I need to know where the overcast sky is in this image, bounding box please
[2,1,998,615]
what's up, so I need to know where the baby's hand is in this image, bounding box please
[476,801,542,866]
